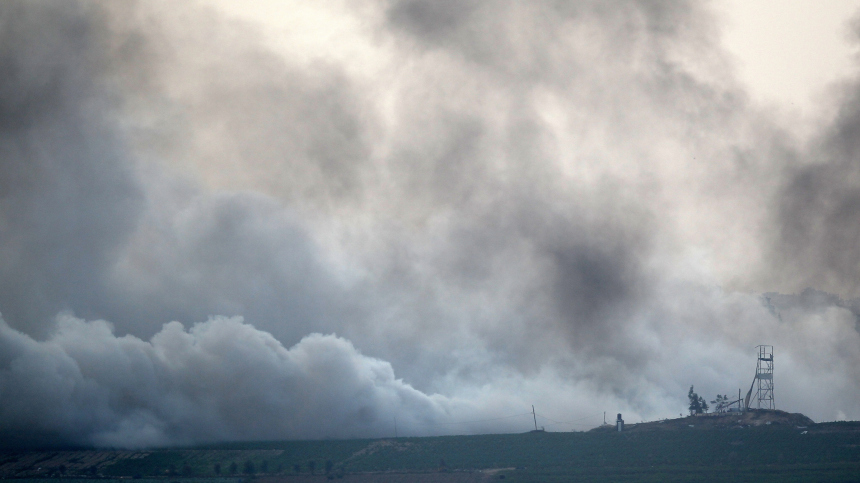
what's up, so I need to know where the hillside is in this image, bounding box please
[2,411,859,482]
[590,409,815,433]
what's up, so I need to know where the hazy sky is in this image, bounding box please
[719,0,860,111]
[206,0,860,114]
[2,0,860,448]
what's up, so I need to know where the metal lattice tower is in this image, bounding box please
[755,345,774,409]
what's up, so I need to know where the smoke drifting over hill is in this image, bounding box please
[1,0,860,447]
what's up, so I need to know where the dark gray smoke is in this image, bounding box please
[771,77,860,298]
[0,1,143,335]
[1,0,860,448]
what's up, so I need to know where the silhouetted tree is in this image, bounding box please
[308,460,316,475]
[712,394,730,412]
[689,386,707,415]
[293,464,301,473]
[214,463,221,475]
[260,460,268,473]
[228,462,238,475]
[325,460,334,474]
[243,460,255,475]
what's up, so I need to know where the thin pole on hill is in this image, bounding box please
[532,405,538,431]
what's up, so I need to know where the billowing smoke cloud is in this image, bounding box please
[0,0,143,335]
[2,0,860,448]
[0,314,457,448]
[770,67,860,297]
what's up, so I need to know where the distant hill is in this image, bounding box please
[1,411,859,482]
[590,409,815,433]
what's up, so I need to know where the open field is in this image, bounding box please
[2,412,859,482]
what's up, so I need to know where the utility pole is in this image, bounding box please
[532,405,538,431]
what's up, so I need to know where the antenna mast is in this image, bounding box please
[532,405,538,431]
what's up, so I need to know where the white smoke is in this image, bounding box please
[0,314,460,448]
[3,280,859,448]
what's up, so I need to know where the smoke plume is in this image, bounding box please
[1,0,860,447]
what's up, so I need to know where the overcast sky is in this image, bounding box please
[1,0,860,448]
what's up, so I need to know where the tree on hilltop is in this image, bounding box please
[711,394,730,412]
[688,386,709,415]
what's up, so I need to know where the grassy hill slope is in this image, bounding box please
[2,411,859,482]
